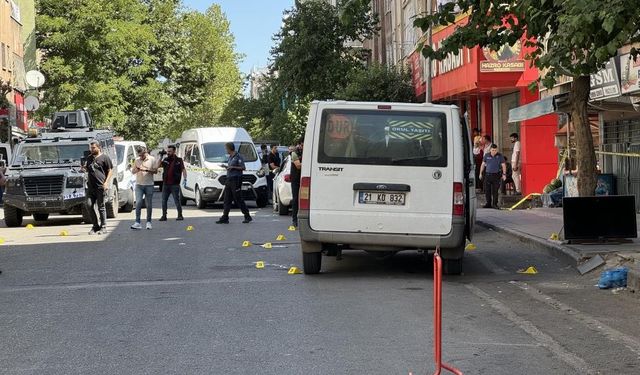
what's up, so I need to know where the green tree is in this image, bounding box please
[410,0,640,197]
[334,63,415,102]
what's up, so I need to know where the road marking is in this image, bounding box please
[465,284,596,375]
[451,341,541,348]
[511,281,640,357]
[0,277,279,293]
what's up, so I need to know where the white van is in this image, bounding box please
[178,128,268,208]
[298,101,476,275]
[115,140,146,212]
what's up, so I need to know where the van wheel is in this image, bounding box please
[33,213,49,222]
[4,205,24,227]
[442,258,463,275]
[106,188,118,219]
[121,190,134,213]
[278,201,289,215]
[303,252,322,274]
[195,186,206,209]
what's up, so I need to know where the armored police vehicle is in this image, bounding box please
[3,110,120,227]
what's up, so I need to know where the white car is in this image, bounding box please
[273,155,293,215]
[178,127,268,209]
[298,101,477,275]
[115,140,146,212]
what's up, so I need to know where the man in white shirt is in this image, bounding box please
[510,133,522,194]
[131,147,158,230]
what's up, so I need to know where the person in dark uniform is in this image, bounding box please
[159,145,187,221]
[267,145,281,198]
[479,144,507,209]
[216,142,252,224]
[290,137,303,228]
[84,141,114,234]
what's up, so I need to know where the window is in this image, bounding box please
[183,144,194,164]
[201,142,258,163]
[116,145,125,164]
[402,1,416,58]
[318,109,448,167]
[191,145,202,167]
[1,43,5,70]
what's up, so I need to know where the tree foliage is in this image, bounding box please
[36,0,241,146]
[410,0,640,196]
[334,63,415,102]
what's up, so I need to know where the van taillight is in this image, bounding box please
[300,177,311,210]
[284,174,291,182]
[453,182,464,216]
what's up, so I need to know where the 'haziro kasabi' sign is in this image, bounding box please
[589,59,621,101]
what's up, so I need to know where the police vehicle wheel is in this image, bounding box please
[256,192,268,208]
[33,213,49,222]
[442,258,463,275]
[3,205,24,227]
[195,186,206,209]
[106,189,118,219]
[278,201,289,216]
[302,252,322,275]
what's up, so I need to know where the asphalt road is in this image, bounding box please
[1,196,639,375]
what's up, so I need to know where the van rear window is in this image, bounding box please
[318,109,447,167]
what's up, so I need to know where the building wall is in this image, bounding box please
[0,0,24,86]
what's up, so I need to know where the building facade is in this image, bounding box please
[1,0,35,136]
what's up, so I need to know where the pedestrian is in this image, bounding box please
[473,139,483,190]
[501,155,515,195]
[510,133,522,194]
[216,142,252,224]
[267,144,281,197]
[84,141,114,235]
[159,145,186,222]
[479,144,507,209]
[131,147,157,230]
[290,137,303,228]
[482,135,492,155]
[473,128,483,146]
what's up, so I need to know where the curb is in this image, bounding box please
[628,265,640,296]
[476,220,585,267]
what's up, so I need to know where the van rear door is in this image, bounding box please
[308,105,453,236]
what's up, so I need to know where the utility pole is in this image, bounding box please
[425,0,433,103]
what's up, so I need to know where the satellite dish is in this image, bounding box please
[25,70,45,88]
[25,96,40,111]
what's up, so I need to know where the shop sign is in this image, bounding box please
[480,41,525,73]
[589,59,620,100]
[409,51,425,95]
[619,53,640,94]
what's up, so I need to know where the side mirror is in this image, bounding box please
[0,160,6,169]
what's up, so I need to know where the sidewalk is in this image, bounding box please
[476,207,640,293]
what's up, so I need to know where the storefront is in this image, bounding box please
[410,15,558,195]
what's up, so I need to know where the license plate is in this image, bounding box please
[358,191,405,205]
[27,196,59,202]
[64,192,85,200]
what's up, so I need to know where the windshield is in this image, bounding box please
[318,109,448,167]
[115,145,125,165]
[202,142,258,163]
[13,144,89,166]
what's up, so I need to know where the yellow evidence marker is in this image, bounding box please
[276,234,286,241]
[465,243,477,251]
[186,225,194,231]
[288,267,302,275]
[25,224,35,229]
[261,243,273,249]
[59,230,69,237]
[255,261,265,269]
[288,226,296,231]
[549,232,559,241]
[518,266,538,275]
[242,241,252,247]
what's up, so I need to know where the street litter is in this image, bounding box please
[598,267,628,289]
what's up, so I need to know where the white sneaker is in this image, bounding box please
[130,222,142,230]
[146,222,152,230]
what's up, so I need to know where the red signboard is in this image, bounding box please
[14,92,28,131]
[409,51,426,97]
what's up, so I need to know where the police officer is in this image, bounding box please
[479,144,507,209]
[216,142,252,224]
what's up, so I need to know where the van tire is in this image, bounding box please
[4,205,24,227]
[106,188,118,219]
[442,258,463,275]
[122,190,134,213]
[278,201,289,215]
[195,186,206,209]
[33,213,49,222]
[303,252,322,274]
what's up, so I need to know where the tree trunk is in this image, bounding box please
[570,75,597,196]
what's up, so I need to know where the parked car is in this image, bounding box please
[178,127,268,209]
[115,140,146,212]
[298,101,476,275]
[272,155,293,215]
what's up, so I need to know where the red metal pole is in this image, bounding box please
[432,248,463,375]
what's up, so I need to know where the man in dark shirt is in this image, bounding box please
[290,137,303,228]
[159,145,187,221]
[267,145,281,197]
[216,142,252,224]
[479,144,507,209]
[84,141,114,234]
